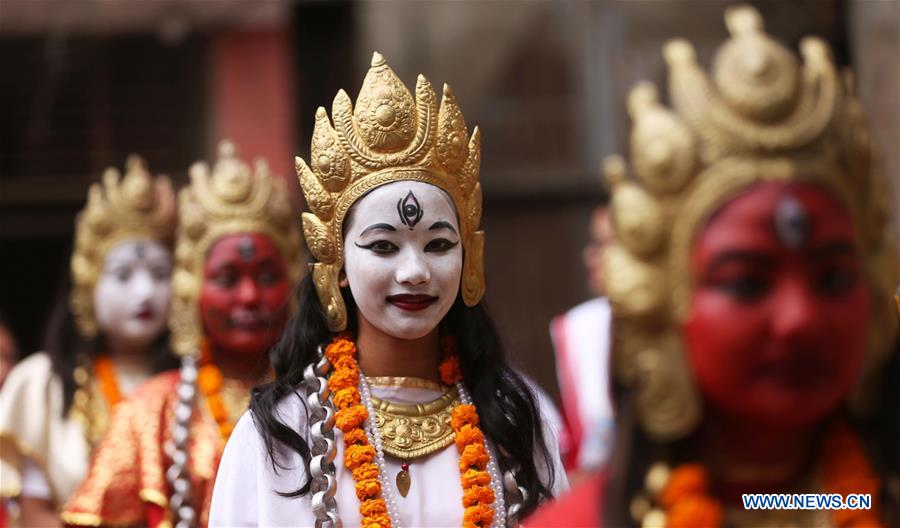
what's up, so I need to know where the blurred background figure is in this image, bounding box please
[62,142,302,528]
[0,158,178,527]
[550,203,615,476]
[528,4,899,527]
[0,312,21,389]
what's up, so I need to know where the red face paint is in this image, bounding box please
[683,182,870,428]
[199,233,291,361]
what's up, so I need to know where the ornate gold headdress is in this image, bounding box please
[296,52,484,332]
[169,140,303,356]
[70,156,177,337]
[603,5,898,441]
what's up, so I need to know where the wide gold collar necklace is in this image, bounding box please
[369,383,459,461]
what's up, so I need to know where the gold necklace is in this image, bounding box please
[370,385,460,461]
[370,384,460,497]
[367,376,444,392]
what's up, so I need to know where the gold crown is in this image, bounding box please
[603,5,898,441]
[169,140,303,356]
[297,52,484,332]
[70,156,177,337]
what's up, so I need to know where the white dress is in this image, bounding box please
[210,381,569,527]
[0,352,152,509]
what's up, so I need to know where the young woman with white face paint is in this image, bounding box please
[211,54,568,528]
[0,158,178,526]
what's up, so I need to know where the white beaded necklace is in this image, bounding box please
[357,374,509,528]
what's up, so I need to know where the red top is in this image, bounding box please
[523,472,606,527]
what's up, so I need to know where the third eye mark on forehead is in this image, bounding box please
[134,243,147,260]
[239,236,257,261]
[774,195,811,249]
[396,191,424,229]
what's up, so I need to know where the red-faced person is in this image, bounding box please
[200,233,292,363]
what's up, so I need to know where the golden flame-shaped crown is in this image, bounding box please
[603,5,898,441]
[297,52,484,332]
[169,140,303,356]
[69,156,177,337]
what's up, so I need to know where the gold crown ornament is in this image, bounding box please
[70,156,177,337]
[297,52,484,332]
[169,140,303,356]
[603,5,898,441]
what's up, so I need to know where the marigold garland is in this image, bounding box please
[325,333,496,528]
[196,339,237,442]
[93,356,123,408]
[652,421,884,528]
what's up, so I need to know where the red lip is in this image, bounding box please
[386,294,437,312]
[135,308,155,320]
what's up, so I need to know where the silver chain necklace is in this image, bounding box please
[303,343,525,528]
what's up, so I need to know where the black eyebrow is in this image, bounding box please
[706,250,776,274]
[360,223,397,236]
[428,221,457,234]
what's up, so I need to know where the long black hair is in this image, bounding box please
[44,274,178,415]
[250,273,557,516]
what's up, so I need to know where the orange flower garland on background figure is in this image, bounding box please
[92,356,123,407]
[196,338,239,443]
[323,334,498,528]
[634,421,884,528]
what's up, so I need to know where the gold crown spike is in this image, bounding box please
[169,140,303,356]
[603,4,898,441]
[69,156,177,337]
[297,52,484,332]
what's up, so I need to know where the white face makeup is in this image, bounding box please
[93,240,173,349]
[343,181,463,340]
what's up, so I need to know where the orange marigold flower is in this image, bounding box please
[336,405,368,431]
[219,423,234,439]
[461,469,492,489]
[351,462,380,481]
[362,513,392,528]
[667,495,724,528]
[343,428,368,447]
[459,442,489,472]
[333,387,361,409]
[206,397,227,419]
[455,424,485,452]
[345,444,376,468]
[451,404,480,431]
[359,498,388,517]
[462,484,495,507]
[440,355,462,385]
[332,356,359,375]
[329,367,360,392]
[659,463,709,508]
[325,336,356,361]
[355,478,382,501]
[462,503,494,526]
[198,364,223,392]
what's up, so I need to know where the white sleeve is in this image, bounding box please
[209,411,260,527]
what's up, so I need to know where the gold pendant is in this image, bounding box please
[396,463,411,497]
